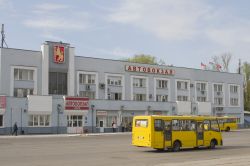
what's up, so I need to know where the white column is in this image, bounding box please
[41,44,49,95]
[68,47,75,96]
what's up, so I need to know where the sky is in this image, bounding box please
[1,0,250,72]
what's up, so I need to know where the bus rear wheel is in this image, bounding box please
[226,127,230,132]
[210,140,216,149]
[172,141,181,152]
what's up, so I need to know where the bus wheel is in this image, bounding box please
[210,140,216,149]
[173,141,181,152]
[226,127,230,132]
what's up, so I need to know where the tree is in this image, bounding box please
[243,62,250,111]
[125,54,166,65]
[210,53,232,72]
[221,53,232,72]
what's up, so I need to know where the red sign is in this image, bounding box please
[0,96,6,109]
[125,65,175,75]
[65,97,89,110]
[54,46,65,63]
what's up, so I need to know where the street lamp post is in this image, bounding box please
[57,104,62,134]
[91,105,95,133]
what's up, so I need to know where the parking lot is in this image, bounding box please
[1,130,250,166]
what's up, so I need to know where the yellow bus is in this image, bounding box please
[217,117,238,132]
[132,115,223,152]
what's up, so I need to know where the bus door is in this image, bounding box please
[164,121,172,148]
[154,119,164,149]
[203,120,212,146]
[197,121,204,146]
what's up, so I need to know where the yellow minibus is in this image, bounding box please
[217,117,238,132]
[132,115,223,152]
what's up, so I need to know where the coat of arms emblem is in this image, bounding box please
[54,46,65,63]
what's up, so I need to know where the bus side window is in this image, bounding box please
[203,120,210,131]
[164,121,171,131]
[211,120,220,132]
[191,121,196,131]
[154,119,163,131]
[172,120,179,131]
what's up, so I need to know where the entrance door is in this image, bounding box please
[164,120,172,148]
[99,120,104,133]
[67,115,83,134]
[154,119,164,149]
[197,121,204,146]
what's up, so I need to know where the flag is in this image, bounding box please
[201,62,206,70]
[216,64,222,71]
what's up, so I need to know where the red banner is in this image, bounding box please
[54,46,65,63]
[0,96,6,109]
[65,97,89,110]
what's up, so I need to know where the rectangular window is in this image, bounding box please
[0,115,3,127]
[196,83,206,91]
[230,85,238,93]
[135,119,148,128]
[197,97,206,102]
[133,94,146,101]
[203,120,210,131]
[156,95,168,102]
[14,69,34,81]
[14,88,33,98]
[133,78,146,88]
[230,98,239,106]
[177,95,188,101]
[172,119,180,131]
[108,93,122,100]
[28,115,50,127]
[214,97,223,105]
[79,91,95,99]
[214,84,223,92]
[107,76,122,86]
[79,74,96,84]
[179,120,196,131]
[154,119,163,131]
[106,116,117,127]
[177,81,188,90]
[49,72,67,95]
[210,120,220,132]
[157,80,168,89]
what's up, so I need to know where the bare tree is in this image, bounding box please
[221,53,232,72]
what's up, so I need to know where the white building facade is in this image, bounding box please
[0,41,244,134]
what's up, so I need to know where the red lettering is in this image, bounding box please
[127,66,132,71]
[138,66,141,72]
[133,66,137,71]
[143,67,146,72]
[147,67,151,73]
[156,68,160,73]
[165,70,169,75]
[152,68,155,73]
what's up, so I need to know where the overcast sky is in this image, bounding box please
[1,0,250,72]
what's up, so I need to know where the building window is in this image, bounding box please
[107,76,122,86]
[49,72,67,95]
[0,115,3,127]
[133,94,146,101]
[230,98,239,106]
[177,81,188,90]
[197,97,206,102]
[230,85,238,93]
[14,69,34,81]
[79,91,95,99]
[106,116,117,128]
[108,93,122,100]
[67,115,83,127]
[214,84,223,92]
[196,83,206,91]
[157,80,168,89]
[133,78,146,88]
[214,97,223,105]
[156,95,168,102]
[177,95,188,101]
[28,115,50,127]
[14,88,33,97]
[79,74,95,84]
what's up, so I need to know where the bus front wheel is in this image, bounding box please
[172,141,181,152]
